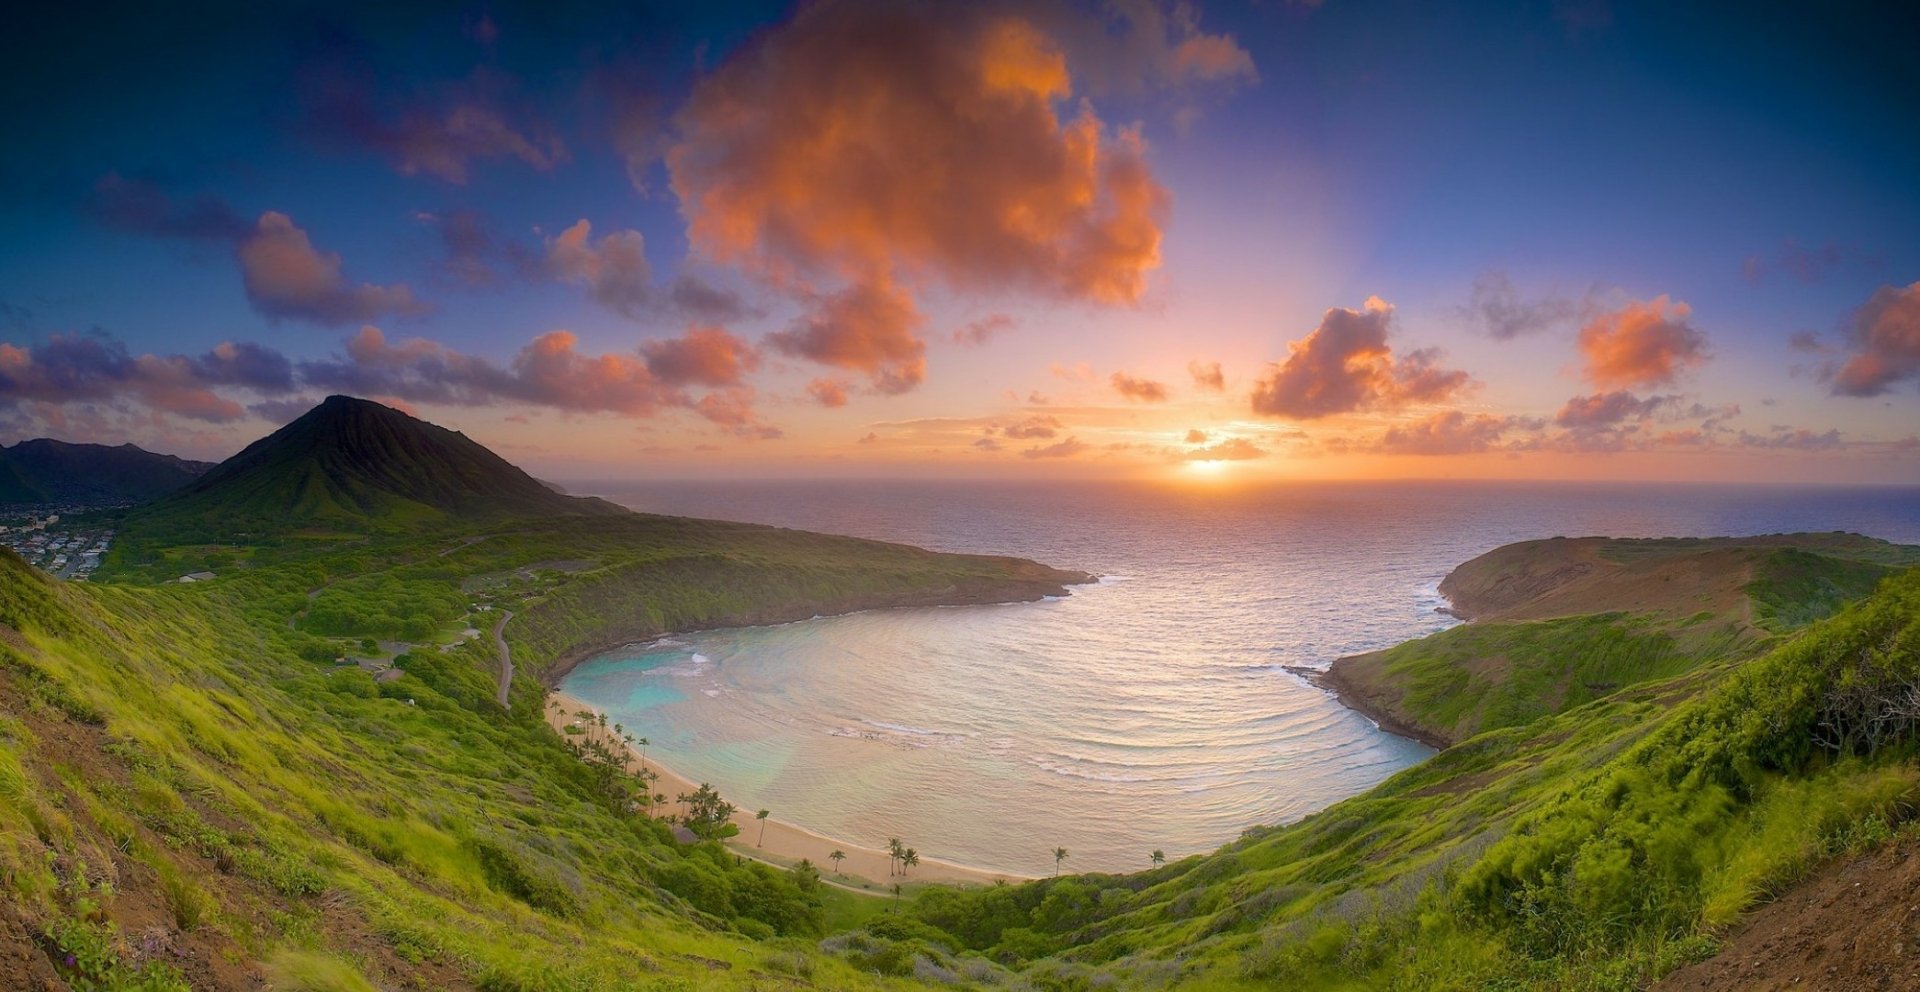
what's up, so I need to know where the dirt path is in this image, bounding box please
[491,610,514,709]
[1653,837,1920,991]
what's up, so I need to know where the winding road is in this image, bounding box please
[492,610,515,709]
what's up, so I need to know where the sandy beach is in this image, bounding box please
[545,691,1030,891]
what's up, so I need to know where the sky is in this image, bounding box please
[2,0,1917,483]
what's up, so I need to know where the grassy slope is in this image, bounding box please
[113,397,623,559]
[889,568,1920,991]
[1324,536,1920,747]
[7,512,1915,991]
[1,511,1085,990]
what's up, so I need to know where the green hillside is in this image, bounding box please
[1323,535,1920,747]
[5,400,1916,990]
[119,396,622,549]
[6,530,1915,990]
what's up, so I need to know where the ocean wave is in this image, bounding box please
[648,652,712,678]
[861,719,951,737]
[1028,755,1159,783]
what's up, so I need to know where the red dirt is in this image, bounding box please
[1654,838,1920,992]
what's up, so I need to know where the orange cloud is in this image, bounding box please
[1251,297,1473,419]
[1021,436,1090,459]
[1828,281,1920,397]
[1184,437,1265,460]
[1577,295,1709,388]
[767,277,926,393]
[1002,414,1063,439]
[1188,360,1225,391]
[1554,390,1673,428]
[954,313,1016,346]
[805,378,850,408]
[1184,428,1208,443]
[301,325,770,431]
[0,333,290,423]
[237,212,425,325]
[1374,410,1533,455]
[640,326,757,387]
[1111,371,1170,402]
[667,0,1171,391]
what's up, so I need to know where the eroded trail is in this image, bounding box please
[1653,837,1920,991]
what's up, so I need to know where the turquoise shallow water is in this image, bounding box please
[560,480,1920,875]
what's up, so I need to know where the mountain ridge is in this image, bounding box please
[123,395,624,540]
[0,438,213,505]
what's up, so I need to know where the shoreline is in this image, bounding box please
[1286,662,1454,751]
[1284,585,1468,753]
[545,690,1033,890]
[534,574,1097,688]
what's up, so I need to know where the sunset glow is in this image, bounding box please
[2,2,1915,484]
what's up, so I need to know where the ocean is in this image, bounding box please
[557,480,1920,876]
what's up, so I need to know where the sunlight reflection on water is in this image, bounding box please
[561,480,1920,875]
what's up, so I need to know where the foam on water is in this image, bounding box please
[561,479,1920,876]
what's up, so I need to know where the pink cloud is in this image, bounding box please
[1576,295,1709,388]
[237,212,425,325]
[1251,297,1473,419]
[1828,282,1920,397]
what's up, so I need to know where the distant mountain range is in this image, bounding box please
[0,438,214,505]
[124,395,624,536]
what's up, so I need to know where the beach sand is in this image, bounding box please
[545,691,1030,891]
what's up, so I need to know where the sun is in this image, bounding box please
[1182,459,1229,478]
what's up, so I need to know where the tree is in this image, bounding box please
[756,808,771,846]
[791,859,820,895]
[902,848,919,875]
[636,736,649,769]
[1151,849,1165,866]
[829,849,846,874]
[677,783,737,839]
[1053,847,1069,875]
[888,838,904,876]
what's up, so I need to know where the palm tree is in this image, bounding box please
[755,808,771,846]
[902,848,919,875]
[891,882,902,903]
[1053,847,1069,875]
[829,849,846,874]
[887,838,903,876]
[1151,849,1165,866]
[636,736,649,769]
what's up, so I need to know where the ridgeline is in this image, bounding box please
[1,396,1916,990]
[0,439,212,505]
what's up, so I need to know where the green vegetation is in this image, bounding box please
[5,396,1914,989]
[0,544,925,988]
[1331,534,1920,747]
[880,570,1920,990]
[1744,546,1902,631]
[12,520,1919,989]
[1334,610,1752,745]
[113,395,623,556]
